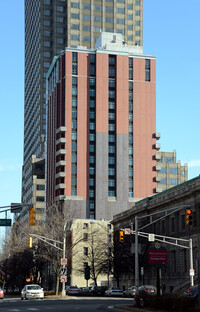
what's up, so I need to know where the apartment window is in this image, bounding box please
[71,2,79,8]
[84,247,88,255]
[44,0,51,4]
[170,179,178,185]
[145,59,150,82]
[83,36,90,42]
[57,27,64,33]
[181,170,185,177]
[128,25,133,30]
[57,16,64,23]
[94,16,102,22]
[117,8,125,14]
[129,58,133,80]
[165,157,174,163]
[83,14,90,21]
[128,35,133,41]
[136,0,140,5]
[128,15,133,20]
[83,25,90,31]
[117,0,125,2]
[71,34,79,41]
[160,167,167,173]
[128,4,133,10]
[160,178,166,184]
[44,41,51,47]
[71,13,79,19]
[169,168,178,174]
[44,20,51,26]
[83,4,90,10]
[83,233,88,241]
[36,196,44,202]
[106,28,114,32]
[83,223,88,229]
[136,10,140,16]
[135,20,140,26]
[71,24,79,30]
[117,18,125,25]
[106,6,113,12]
[57,38,64,44]
[94,26,101,33]
[44,9,51,16]
[106,17,114,23]
[57,6,64,12]
[37,185,45,191]
[44,51,51,58]
[117,29,125,35]
[94,5,102,11]
[135,30,140,36]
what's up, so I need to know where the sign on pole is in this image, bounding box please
[148,246,167,265]
[124,228,131,235]
[61,258,67,265]
[0,219,11,227]
[60,276,67,283]
[148,234,155,242]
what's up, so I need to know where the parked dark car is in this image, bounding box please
[135,285,157,307]
[183,286,198,299]
[90,286,107,296]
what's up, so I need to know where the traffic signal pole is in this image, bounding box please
[135,215,139,289]
[189,238,194,286]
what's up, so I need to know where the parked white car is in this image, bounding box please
[21,284,44,300]
[105,287,123,297]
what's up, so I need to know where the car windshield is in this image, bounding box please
[27,285,41,290]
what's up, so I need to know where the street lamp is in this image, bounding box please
[90,221,111,287]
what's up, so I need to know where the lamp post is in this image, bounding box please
[90,221,111,287]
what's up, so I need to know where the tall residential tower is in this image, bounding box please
[23,0,143,223]
[46,33,158,220]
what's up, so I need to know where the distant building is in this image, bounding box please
[69,219,113,287]
[46,33,159,220]
[156,150,188,192]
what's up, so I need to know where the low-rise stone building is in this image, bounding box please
[112,175,200,292]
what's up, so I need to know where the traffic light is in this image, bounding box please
[29,207,36,226]
[28,236,32,248]
[84,266,90,280]
[186,209,192,226]
[119,230,124,242]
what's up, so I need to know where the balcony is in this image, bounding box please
[55,172,66,179]
[55,183,66,190]
[154,132,161,140]
[56,149,66,156]
[56,137,66,145]
[56,126,66,134]
[56,160,66,167]
[155,153,161,160]
[154,143,161,150]
[155,165,161,171]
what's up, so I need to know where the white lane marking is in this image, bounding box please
[108,306,114,309]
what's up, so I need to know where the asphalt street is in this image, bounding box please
[0,297,133,312]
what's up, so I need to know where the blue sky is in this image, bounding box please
[0,0,200,208]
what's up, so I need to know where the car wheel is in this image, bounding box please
[140,298,144,307]
[25,295,28,300]
[21,297,23,300]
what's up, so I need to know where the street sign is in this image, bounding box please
[0,219,11,226]
[148,246,167,265]
[61,258,67,265]
[124,228,131,235]
[190,269,195,276]
[148,234,155,242]
[60,276,67,283]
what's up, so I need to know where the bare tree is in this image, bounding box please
[72,224,109,286]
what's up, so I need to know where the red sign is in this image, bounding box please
[148,248,167,265]
[61,258,67,265]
